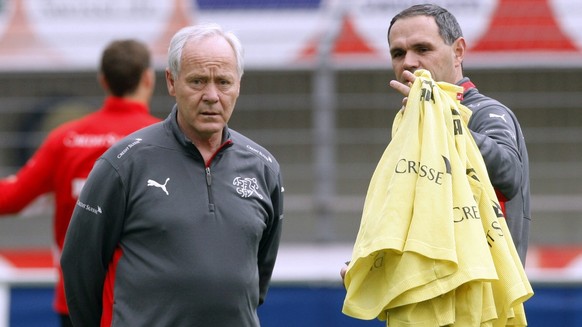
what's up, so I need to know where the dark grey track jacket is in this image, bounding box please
[61,106,284,327]
[460,77,531,265]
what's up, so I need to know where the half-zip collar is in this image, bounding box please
[165,105,234,162]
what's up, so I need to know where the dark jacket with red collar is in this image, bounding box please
[61,106,284,326]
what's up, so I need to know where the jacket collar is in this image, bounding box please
[164,105,232,158]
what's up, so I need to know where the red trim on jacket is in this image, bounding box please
[101,248,124,327]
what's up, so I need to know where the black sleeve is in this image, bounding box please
[61,158,126,327]
[468,103,523,199]
[256,171,284,305]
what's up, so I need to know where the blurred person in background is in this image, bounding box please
[0,39,160,327]
[342,3,530,278]
[61,23,284,327]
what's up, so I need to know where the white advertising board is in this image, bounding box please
[0,0,580,71]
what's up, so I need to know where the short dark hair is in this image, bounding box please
[100,40,151,97]
[388,4,463,45]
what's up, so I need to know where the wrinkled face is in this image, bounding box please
[166,35,240,143]
[388,15,463,84]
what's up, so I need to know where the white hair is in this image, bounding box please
[167,23,244,79]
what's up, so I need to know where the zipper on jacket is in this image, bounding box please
[203,139,233,212]
[205,167,214,212]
